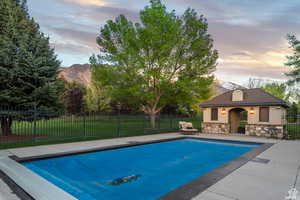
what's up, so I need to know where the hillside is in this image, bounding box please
[59,64,91,87]
[59,64,243,94]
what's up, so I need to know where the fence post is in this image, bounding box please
[117,111,121,137]
[170,114,172,130]
[33,104,37,143]
[284,112,288,139]
[158,115,160,129]
[143,114,146,134]
[116,103,121,137]
[83,112,86,138]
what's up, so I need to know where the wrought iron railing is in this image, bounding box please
[0,106,202,149]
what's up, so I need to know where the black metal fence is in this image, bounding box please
[285,111,300,139]
[0,107,202,149]
[1,106,299,149]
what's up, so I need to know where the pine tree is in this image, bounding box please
[286,34,300,85]
[0,0,62,136]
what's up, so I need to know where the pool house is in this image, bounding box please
[200,88,290,138]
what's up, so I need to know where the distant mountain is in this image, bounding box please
[217,80,246,90]
[59,64,91,87]
[212,80,245,95]
[213,82,229,94]
[58,64,244,95]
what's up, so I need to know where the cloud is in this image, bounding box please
[231,51,252,57]
[50,42,96,56]
[261,49,291,67]
[73,6,140,24]
[62,0,108,6]
[50,27,97,47]
[27,0,300,83]
[28,13,99,58]
[215,64,289,85]
[217,18,260,27]
[28,1,140,66]
[216,45,292,84]
[222,50,288,67]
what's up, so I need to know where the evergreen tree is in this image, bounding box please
[286,34,300,85]
[0,0,62,135]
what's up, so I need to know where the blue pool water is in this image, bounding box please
[23,139,260,200]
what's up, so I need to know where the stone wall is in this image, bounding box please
[202,122,285,138]
[245,124,285,139]
[202,122,230,134]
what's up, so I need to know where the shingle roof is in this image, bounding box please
[200,88,290,108]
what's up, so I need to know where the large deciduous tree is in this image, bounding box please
[85,66,111,112]
[262,82,292,102]
[246,78,265,89]
[246,78,293,103]
[0,0,62,135]
[91,0,218,128]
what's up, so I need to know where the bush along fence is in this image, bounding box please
[0,106,202,149]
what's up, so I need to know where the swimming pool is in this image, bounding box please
[22,138,261,200]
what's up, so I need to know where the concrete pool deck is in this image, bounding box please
[0,133,299,200]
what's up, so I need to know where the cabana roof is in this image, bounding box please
[200,88,290,108]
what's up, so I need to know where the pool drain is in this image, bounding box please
[108,175,142,186]
[251,157,270,164]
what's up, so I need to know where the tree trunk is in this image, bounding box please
[150,113,156,129]
[1,117,13,136]
[142,104,163,129]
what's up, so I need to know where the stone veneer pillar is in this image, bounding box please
[202,122,230,134]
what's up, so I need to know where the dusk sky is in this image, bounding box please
[27,0,300,85]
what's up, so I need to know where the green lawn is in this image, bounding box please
[287,124,300,139]
[0,115,202,149]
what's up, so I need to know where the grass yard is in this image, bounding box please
[0,114,202,149]
[2,112,298,149]
[286,124,300,139]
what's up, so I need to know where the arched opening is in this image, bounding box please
[228,108,248,134]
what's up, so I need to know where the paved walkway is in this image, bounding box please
[194,139,300,200]
[0,133,299,200]
[0,180,19,200]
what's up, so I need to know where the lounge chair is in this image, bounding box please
[179,121,198,135]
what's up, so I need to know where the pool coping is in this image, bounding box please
[0,156,77,200]
[0,169,33,200]
[1,136,273,200]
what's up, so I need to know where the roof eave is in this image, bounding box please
[200,102,290,108]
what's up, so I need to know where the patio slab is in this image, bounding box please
[193,190,237,200]
[4,133,182,158]
[0,179,19,200]
[194,139,300,200]
[0,133,299,200]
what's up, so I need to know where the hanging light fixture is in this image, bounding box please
[249,107,255,114]
[221,108,226,115]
